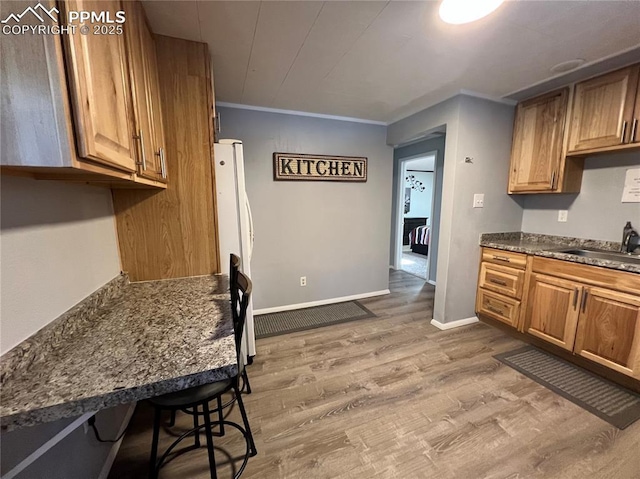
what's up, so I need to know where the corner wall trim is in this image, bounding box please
[215,102,388,126]
[427,280,436,286]
[430,316,479,331]
[97,403,137,479]
[253,290,390,315]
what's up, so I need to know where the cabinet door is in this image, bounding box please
[568,66,639,152]
[141,11,167,180]
[574,287,640,379]
[127,1,163,181]
[524,273,581,351]
[508,89,568,193]
[61,0,136,172]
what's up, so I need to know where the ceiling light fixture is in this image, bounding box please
[439,0,505,25]
[550,59,586,74]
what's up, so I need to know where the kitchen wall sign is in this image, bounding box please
[273,153,367,182]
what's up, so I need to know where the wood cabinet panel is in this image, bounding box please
[479,262,525,299]
[481,248,527,270]
[112,35,219,281]
[60,0,137,173]
[476,289,520,328]
[574,287,640,378]
[568,66,639,152]
[532,256,640,296]
[508,89,568,193]
[633,74,640,144]
[524,273,581,351]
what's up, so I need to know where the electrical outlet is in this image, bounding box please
[473,193,484,208]
[558,210,568,222]
[300,276,307,287]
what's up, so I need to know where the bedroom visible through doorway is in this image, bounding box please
[399,155,435,280]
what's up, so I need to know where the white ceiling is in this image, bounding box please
[143,1,640,123]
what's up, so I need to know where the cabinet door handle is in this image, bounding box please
[551,170,556,189]
[631,118,638,143]
[134,130,147,170]
[621,120,628,144]
[572,287,579,310]
[580,289,588,313]
[493,255,510,262]
[490,278,508,286]
[159,147,167,179]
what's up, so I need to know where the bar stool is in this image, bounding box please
[148,271,257,479]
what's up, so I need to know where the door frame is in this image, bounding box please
[394,151,438,282]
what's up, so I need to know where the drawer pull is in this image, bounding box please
[493,255,511,262]
[487,305,504,315]
[572,287,579,309]
[489,278,508,286]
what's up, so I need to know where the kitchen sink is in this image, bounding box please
[555,248,640,265]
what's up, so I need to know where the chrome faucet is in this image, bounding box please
[621,221,640,254]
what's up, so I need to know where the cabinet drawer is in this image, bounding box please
[479,262,525,299]
[482,248,527,270]
[476,289,521,328]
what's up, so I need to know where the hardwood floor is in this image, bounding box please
[109,270,640,479]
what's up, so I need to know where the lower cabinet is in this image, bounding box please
[523,273,580,351]
[574,287,640,378]
[476,248,640,381]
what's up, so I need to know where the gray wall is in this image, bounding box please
[522,152,640,241]
[392,136,445,283]
[388,95,522,324]
[217,106,393,310]
[0,176,131,478]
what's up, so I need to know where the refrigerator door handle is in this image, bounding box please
[245,196,254,260]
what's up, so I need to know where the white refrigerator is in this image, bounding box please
[213,139,256,360]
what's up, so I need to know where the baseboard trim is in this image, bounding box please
[97,403,137,479]
[254,290,391,315]
[427,279,436,286]
[430,316,479,331]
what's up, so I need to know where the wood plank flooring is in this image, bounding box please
[109,270,640,479]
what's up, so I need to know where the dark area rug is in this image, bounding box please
[495,346,640,429]
[255,301,376,339]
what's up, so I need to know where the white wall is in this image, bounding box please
[522,152,640,241]
[1,176,121,353]
[388,95,523,324]
[403,170,434,220]
[216,106,393,310]
[0,175,128,478]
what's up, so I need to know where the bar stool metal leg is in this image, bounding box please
[233,383,257,456]
[193,404,201,448]
[216,396,225,436]
[242,370,252,394]
[149,407,162,479]
[202,401,218,479]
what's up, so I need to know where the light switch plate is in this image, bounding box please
[558,210,568,222]
[473,194,484,208]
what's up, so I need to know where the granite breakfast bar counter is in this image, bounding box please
[0,274,237,432]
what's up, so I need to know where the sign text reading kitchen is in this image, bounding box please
[273,153,367,182]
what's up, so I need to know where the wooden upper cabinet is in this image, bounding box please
[126,1,166,183]
[568,65,640,153]
[574,287,640,379]
[60,0,137,173]
[633,73,640,144]
[524,273,581,351]
[508,89,568,193]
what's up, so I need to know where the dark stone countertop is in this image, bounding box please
[480,232,640,274]
[0,274,236,431]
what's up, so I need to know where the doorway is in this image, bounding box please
[396,155,436,280]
